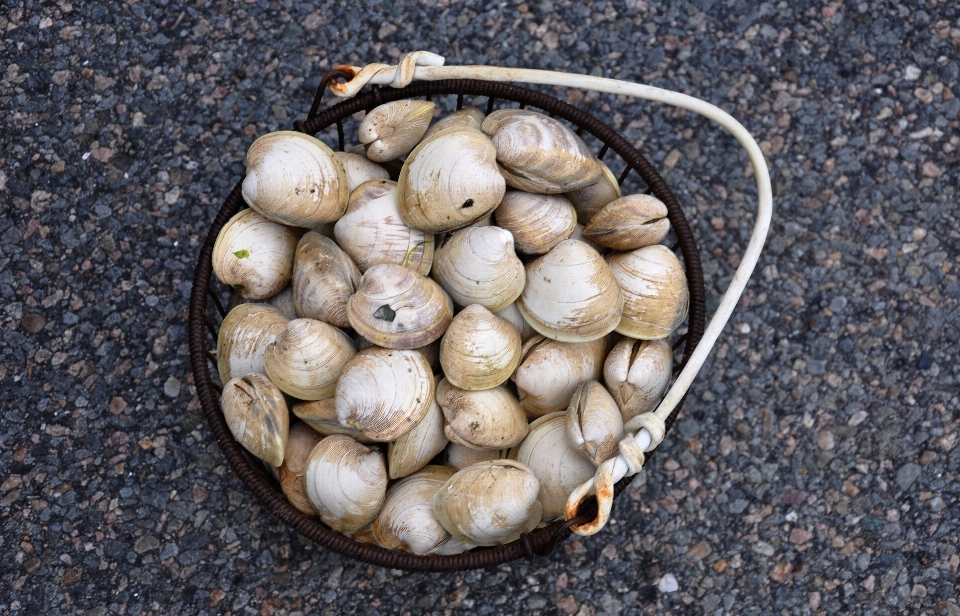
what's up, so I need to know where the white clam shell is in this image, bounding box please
[583,194,670,251]
[565,160,621,225]
[439,304,522,391]
[606,245,689,339]
[359,99,435,162]
[334,180,434,276]
[263,318,357,400]
[242,131,348,227]
[432,459,542,546]
[603,337,673,422]
[212,208,301,300]
[494,191,577,255]
[331,151,391,192]
[517,239,623,342]
[432,226,525,312]
[566,380,624,466]
[335,347,435,442]
[443,442,510,470]
[482,109,601,193]
[278,422,324,515]
[305,434,387,533]
[398,128,506,233]
[292,232,361,328]
[387,399,448,479]
[217,303,291,384]
[220,373,289,468]
[347,263,453,349]
[493,301,538,342]
[291,398,373,443]
[228,285,298,319]
[436,378,529,450]
[372,466,457,555]
[512,335,609,418]
[422,106,486,140]
[512,412,596,521]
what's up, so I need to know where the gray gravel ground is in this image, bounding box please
[2,0,958,614]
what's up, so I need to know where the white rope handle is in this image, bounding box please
[330,52,773,535]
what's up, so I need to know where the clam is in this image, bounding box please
[372,466,457,555]
[347,263,453,349]
[493,191,577,255]
[212,208,301,300]
[512,335,609,417]
[432,226,525,312]
[565,160,621,225]
[517,239,623,343]
[566,381,624,466]
[387,399,448,479]
[217,303,291,384]
[603,337,673,421]
[443,442,510,470]
[398,128,506,233]
[220,373,289,468]
[228,285,298,319]
[606,245,689,339]
[583,194,670,251]
[291,398,373,443]
[305,434,388,533]
[292,232,361,328]
[263,318,357,400]
[331,151,391,192]
[482,109,601,193]
[512,412,596,521]
[422,106,486,140]
[493,301,538,342]
[335,347,435,442]
[567,223,606,254]
[333,180,434,276]
[439,304,522,391]
[359,99,435,162]
[242,131,349,227]
[278,422,324,515]
[433,459,542,546]
[436,378,529,450]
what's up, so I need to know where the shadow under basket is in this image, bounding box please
[188,77,707,572]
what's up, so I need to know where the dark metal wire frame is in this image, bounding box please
[189,77,706,572]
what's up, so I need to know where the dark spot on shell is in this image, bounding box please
[373,305,396,322]
[461,199,475,208]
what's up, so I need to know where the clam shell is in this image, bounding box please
[359,99,435,162]
[443,442,510,470]
[566,381,624,466]
[482,109,601,193]
[263,318,357,400]
[566,160,621,225]
[347,263,453,349]
[606,245,689,339]
[436,378,529,450]
[512,412,596,521]
[603,337,673,421]
[398,128,506,233]
[217,303,291,384]
[305,434,387,533]
[242,131,349,227]
[583,194,670,250]
[291,398,373,443]
[517,239,623,342]
[220,373,289,468]
[372,466,457,555]
[292,232,361,328]
[335,347,435,442]
[387,399,448,479]
[432,226,525,312]
[278,422,324,515]
[494,191,577,255]
[334,180,434,276]
[422,106,486,140]
[228,285,298,319]
[432,459,542,546]
[439,304,522,391]
[331,151,391,192]
[212,208,301,300]
[493,301,538,342]
[512,335,609,418]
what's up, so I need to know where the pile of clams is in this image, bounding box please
[211,99,688,555]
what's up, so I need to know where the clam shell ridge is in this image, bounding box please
[242,131,348,227]
[212,208,301,301]
[432,226,525,312]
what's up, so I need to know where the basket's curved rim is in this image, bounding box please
[189,78,707,571]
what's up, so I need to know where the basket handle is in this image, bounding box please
[324,52,773,536]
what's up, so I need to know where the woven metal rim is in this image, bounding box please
[189,78,706,572]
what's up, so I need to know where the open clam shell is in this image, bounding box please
[217,303,291,384]
[494,191,577,255]
[359,99,435,162]
[583,194,670,251]
[305,434,388,533]
[439,304,522,391]
[603,337,673,421]
[292,232,361,328]
[212,208,301,301]
[263,318,357,400]
[372,466,457,555]
[606,244,689,339]
[220,373,289,468]
[432,226,525,312]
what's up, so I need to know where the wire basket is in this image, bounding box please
[188,52,771,572]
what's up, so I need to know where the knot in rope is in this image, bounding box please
[328,51,445,98]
